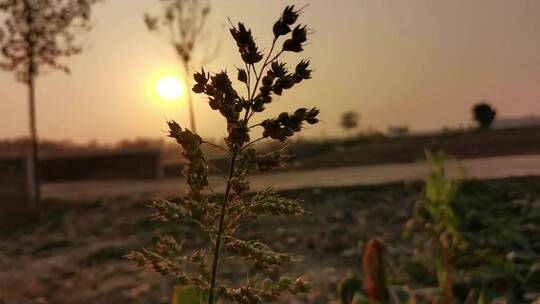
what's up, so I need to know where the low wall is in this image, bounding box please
[0,158,37,226]
[40,151,162,182]
[163,157,230,178]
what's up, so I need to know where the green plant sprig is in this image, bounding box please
[404,150,465,304]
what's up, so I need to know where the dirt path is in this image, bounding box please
[43,154,540,201]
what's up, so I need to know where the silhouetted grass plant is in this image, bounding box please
[127,5,318,304]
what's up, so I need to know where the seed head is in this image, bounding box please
[282,25,308,53]
[282,5,300,25]
[237,68,248,83]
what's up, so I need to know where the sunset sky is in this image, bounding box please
[2,0,540,143]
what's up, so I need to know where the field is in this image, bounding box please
[165,126,540,176]
[289,126,540,170]
[3,126,540,181]
[2,176,539,304]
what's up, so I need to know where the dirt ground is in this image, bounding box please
[1,177,539,304]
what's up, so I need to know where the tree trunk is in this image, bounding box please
[28,74,40,207]
[183,61,196,133]
[23,0,40,209]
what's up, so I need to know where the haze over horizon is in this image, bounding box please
[2,0,540,143]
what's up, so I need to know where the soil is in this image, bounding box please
[1,176,539,304]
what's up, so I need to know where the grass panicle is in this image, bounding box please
[127,5,318,304]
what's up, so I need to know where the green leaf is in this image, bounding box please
[476,286,502,304]
[351,292,372,304]
[392,286,414,304]
[338,277,363,304]
[173,286,216,304]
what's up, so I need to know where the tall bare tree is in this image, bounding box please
[144,0,216,133]
[0,0,100,205]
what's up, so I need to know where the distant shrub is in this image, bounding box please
[387,125,409,136]
[341,111,360,133]
[472,102,497,130]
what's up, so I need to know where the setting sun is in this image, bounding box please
[156,76,185,101]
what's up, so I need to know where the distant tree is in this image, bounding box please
[0,0,100,205]
[144,0,217,133]
[340,111,359,133]
[472,102,497,130]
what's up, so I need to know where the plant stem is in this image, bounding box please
[245,62,251,98]
[28,70,40,208]
[241,137,264,150]
[207,146,238,304]
[183,60,197,133]
[25,0,40,210]
[208,34,267,301]
[249,37,278,101]
[202,140,230,155]
[442,246,453,304]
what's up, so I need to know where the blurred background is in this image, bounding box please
[1,1,540,303]
[3,0,540,142]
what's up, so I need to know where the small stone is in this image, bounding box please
[525,293,540,302]
[305,238,315,250]
[124,283,151,299]
[491,297,508,304]
[531,198,540,209]
[323,236,349,254]
[26,281,47,297]
[285,236,297,245]
[332,210,346,221]
[340,247,358,258]
[328,224,347,236]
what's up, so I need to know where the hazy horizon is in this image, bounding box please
[2,0,540,143]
